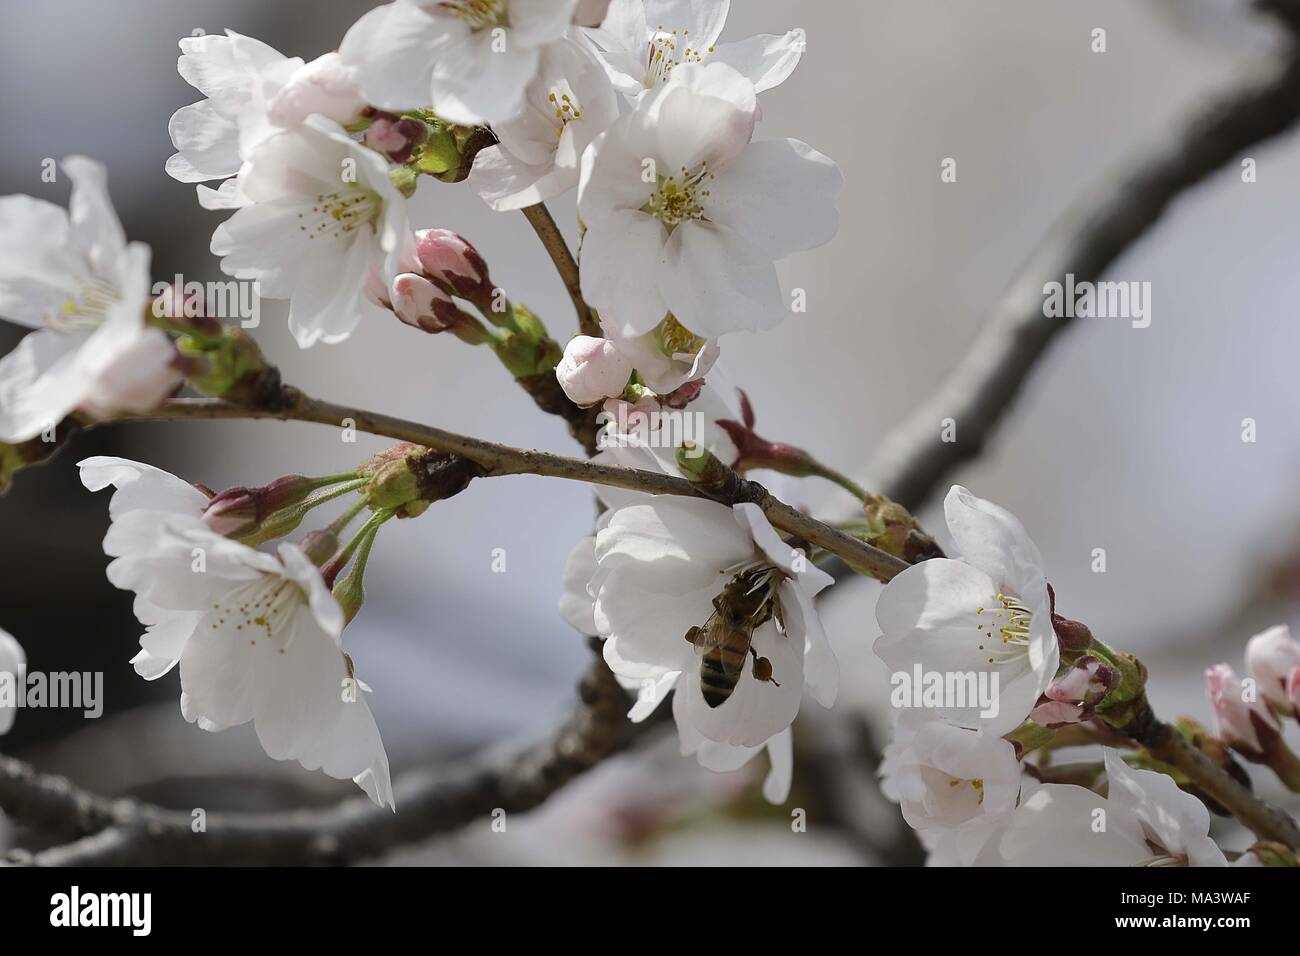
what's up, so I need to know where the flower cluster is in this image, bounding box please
[875,486,1230,865]
[2,0,1293,871]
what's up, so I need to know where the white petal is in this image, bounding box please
[644,0,730,48]
[706,138,842,259]
[0,195,77,328]
[508,0,579,46]
[658,221,787,337]
[672,619,802,747]
[166,100,242,183]
[558,535,600,636]
[77,456,209,519]
[1102,749,1227,866]
[595,496,752,586]
[711,31,803,93]
[431,30,540,125]
[580,211,671,336]
[944,485,1048,603]
[339,1,446,110]
[0,328,86,442]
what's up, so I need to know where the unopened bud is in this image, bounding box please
[390,273,460,332]
[364,113,429,164]
[203,475,333,542]
[556,336,632,407]
[1206,663,1281,759]
[414,229,492,304]
[360,444,483,517]
[1052,614,1094,652]
[1245,624,1300,717]
[178,326,281,408]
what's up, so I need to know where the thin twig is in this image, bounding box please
[520,202,601,337]
[110,392,912,584]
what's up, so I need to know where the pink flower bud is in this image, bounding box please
[266,52,366,128]
[557,336,632,407]
[363,114,429,164]
[1045,656,1117,705]
[390,273,457,332]
[1029,700,1086,727]
[1245,625,1300,714]
[1206,663,1280,756]
[414,229,491,300]
[203,475,328,539]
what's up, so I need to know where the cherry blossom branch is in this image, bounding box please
[847,39,1300,516]
[520,202,601,337]
[1116,697,1300,848]
[2,645,664,866]
[108,392,912,583]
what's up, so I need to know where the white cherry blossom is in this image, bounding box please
[874,485,1060,737]
[599,315,718,395]
[556,334,633,405]
[469,37,619,210]
[340,0,578,125]
[167,31,366,210]
[593,497,835,748]
[78,456,211,680]
[583,0,804,102]
[979,750,1227,867]
[577,61,841,338]
[0,157,179,441]
[880,719,1022,832]
[98,516,393,807]
[210,115,410,347]
[1245,624,1300,715]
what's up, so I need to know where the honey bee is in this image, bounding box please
[684,568,782,708]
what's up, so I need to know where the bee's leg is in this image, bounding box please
[749,647,781,687]
[683,625,700,645]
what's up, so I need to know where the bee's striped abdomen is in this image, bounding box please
[700,631,749,708]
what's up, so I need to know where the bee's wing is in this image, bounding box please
[695,620,749,677]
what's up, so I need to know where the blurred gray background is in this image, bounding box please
[3,0,1299,863]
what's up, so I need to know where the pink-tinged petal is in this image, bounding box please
[706,138,841,259]
[1245,625,1300,709]
[658,220,786,337]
